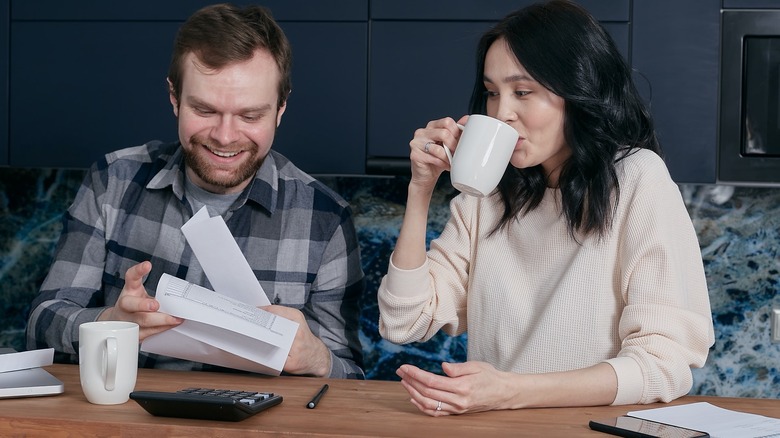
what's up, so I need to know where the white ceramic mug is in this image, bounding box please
[78,321,139,405]
[443,114,519,197]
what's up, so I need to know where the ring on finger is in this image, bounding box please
[423,141,433,154]
[436,400,442,411]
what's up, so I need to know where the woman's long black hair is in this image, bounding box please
[470,0,661,239]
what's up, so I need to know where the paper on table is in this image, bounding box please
[0,348,54,373]
[142,274,298,375]
[629,402,780,438]
[180,206,270,306]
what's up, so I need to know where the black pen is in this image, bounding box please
[306,384,329,409]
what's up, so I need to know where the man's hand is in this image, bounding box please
[98,261,182,340]
[261,305,332,377]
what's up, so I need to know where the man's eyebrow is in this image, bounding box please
[483,74,533,84]
[185,96,212,108]
[185,96,272,113]
[238,104,272,114]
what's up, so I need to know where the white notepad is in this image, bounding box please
[629,402,780,438]
[0,348,64,399]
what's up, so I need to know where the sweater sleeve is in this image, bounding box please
[607,152,715,405]
[377,194,476,344]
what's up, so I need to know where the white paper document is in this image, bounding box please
[629,402,780,438]
[0,348,54,373]
[142,274,298,375]
[180,206,270,306]
[141,207,298,375]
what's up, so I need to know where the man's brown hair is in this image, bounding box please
[168,3,292,108]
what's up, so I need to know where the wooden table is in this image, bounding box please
[1,364,778,437]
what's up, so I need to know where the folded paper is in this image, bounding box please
[141,207,297,375]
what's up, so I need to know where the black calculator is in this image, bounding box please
[130,387,283,422]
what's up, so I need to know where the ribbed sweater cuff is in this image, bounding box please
[605,356,644,405]
[385,253,432,299]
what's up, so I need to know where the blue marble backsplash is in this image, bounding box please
[1,167,778,399]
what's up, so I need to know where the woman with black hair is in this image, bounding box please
[378,0,714,415]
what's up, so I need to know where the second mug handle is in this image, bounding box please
[103,337,118,391]
[442,123,465,163]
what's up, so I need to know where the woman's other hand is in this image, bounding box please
[396,361,514,416]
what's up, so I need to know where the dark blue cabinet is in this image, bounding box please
[3,1,725,183]
[367,21,490,173]
[366,0,630,173]
[10,22,179,168]
[10,1,368,21]
[275,23,367,174]
[632,0,720,184]
[7,1,368,174]
[369,0,629,21]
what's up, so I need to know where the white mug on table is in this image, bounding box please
[443,114,519,197]
[78,321,139,405]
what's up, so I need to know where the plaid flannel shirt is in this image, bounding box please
[27,141,365,379]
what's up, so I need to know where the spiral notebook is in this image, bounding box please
[0,348,64,398]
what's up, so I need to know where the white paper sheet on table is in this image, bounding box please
[0,348,54,373]
[141,207,298,375]
[628,402,780,438]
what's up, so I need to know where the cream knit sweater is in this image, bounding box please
[378,149,715,405]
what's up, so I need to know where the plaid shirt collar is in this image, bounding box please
[145,144,280,215]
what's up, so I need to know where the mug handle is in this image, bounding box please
[441,124,464,163]
[103,337,118,391]
[442,144,453,163]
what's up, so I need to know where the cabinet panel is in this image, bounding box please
[723,0,780,8]
[7,1,724,179]
[10,21,367,174]
[367,21,490,170]
[632,0,720,184]
[602,23,630,62]
[0,1,8,165]
[273,23,367,175]
[11,0,368,21]
[10,22,179,168]
[367,21,629,171]
[370,0,629,22]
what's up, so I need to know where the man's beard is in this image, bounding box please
[183,135,263,190]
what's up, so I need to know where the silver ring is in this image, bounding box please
[424,141,432,154]
[436,400,442,411]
